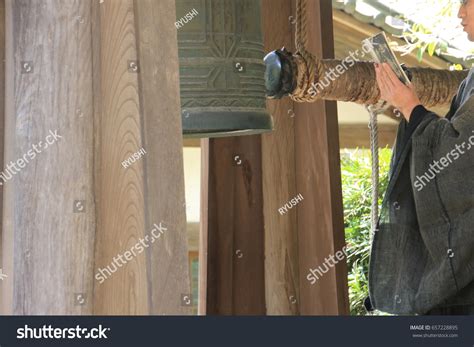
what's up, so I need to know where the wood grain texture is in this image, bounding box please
[198,139,209,315]
[261,0,300,315]
[93,0,149,315]
[0,0,6,314]
[1,0,190,315]
[3,0,96,314]
[293,0,349,315]
[93,0,191,315]
[202,136,266,315]
[339,123,397,149]
[133,0,191,315]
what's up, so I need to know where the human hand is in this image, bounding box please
[374,63,421,121]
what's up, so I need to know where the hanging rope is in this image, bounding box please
[291,0,318,102]
[366,105,381,237]
[295,0,309,55]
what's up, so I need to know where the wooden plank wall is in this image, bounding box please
[1,0,190,315]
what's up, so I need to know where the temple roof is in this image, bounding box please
[333,0,474,67]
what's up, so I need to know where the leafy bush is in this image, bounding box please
[341,149,392,315]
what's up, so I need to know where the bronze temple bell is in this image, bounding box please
[176,0,273,138]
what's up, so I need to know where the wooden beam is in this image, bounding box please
[292,0,349,315]
[134,0,191,315]
[198,139,209,315]
[1,0,190,315]
[183,138,201,147]
[0,0,7,313]
[261,0,349,315]
[261,0,300,315]
[93,0,190,315]
[339,123,397,148]
[201,137,266,315]
[2,0,96,314]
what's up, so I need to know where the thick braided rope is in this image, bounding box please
[289,0,467,105]
[291,0,319,102]
[295,0,308,55]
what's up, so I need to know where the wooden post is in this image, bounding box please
[93,0,191,315]
[261,0,300,315]
[1,0,190,315]
[200,137,266,315]
[292,0,349,315]
[0,0,6,313]
[261,0,349,315]
[2,0,97,314]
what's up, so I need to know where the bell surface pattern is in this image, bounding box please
[176,0,273,138]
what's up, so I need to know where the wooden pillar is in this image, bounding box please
[293,0,348,315]
[94,0,191,315]
[200,137,266,315]
[1,0,190,315]
[261,0,349,315]
[261,0,300,315]
[0,0,6,313]
[2,0,96,314]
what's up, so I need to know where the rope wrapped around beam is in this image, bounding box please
[289,0,467,108]
[290,56,468,107]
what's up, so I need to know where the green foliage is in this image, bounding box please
[389,0,473,64]
[341,149,392,315]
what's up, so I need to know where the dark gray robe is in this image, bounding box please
[368,95,474,315]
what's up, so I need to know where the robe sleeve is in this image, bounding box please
[410,94,474,297]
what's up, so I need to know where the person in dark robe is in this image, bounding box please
[367,0,474,315]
